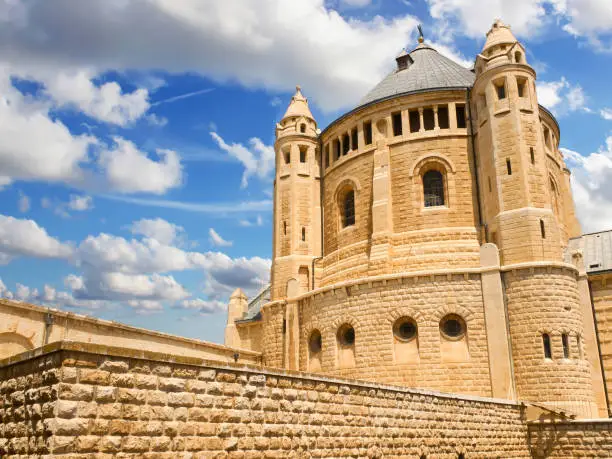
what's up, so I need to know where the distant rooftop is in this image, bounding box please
[568,230,612,274]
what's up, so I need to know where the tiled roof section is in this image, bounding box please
[358,43,475,108]
[567,230,612,274]
[237,285,270,323]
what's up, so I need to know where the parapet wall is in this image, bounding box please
[0,341,533,458]
[528,419,612,458]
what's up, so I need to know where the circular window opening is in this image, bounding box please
[337,324,355,346]
[309,330,322,353]
[440,314,466,340]
[393,317,417,342]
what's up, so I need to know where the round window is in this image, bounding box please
[337,324,355,346]
[440,314,466,340]
[309,330,322,353]
[393,317,417,342]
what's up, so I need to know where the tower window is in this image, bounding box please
[283,221,287,235]
[363,121,373,145]
[530,147,535,164]
[301,227,306,242]
[333,139,340,160]
[300,123,306,133]
[409,110,420,133]
[343,190,355,227]
[423,170,445,207]
[577,334,583,359]
[392,111,403,136]
[438,105,450,129]
[544,127,551,149]
[299,145,307,163]
[562,333,570,359]
[342,133,350,155]
[543,333,552,359]
[283,149,290,165]
[515,51,523,64]
[456,104,466,128]
[488,177,492,193]
[495,80,506,100]
[325,144,330,169]
[423,108,435,130]
[517,77,527,98]
[351,128,358,151]
[540,219,546,239]
[506,159,512,175]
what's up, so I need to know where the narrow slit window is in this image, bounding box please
[562,333,570,359]
[540,219,546,239]
[488,177,492,193]
[283,221,287,235]
[363,121,373,145]
[543,333,552,359]
[351,128,358,151]
[423,108,435,131]
[438,105,450,129]
[301,227,306,242]
[544,127,551,148]
[325,144,330,169]
[299,145,307,163]
[283,149,290,165]
[392,111,403,136]
[517,78,527,98]
[495,81,506,100]
[455,104,466,128]
[342,133,350,155]
[530,147,535,164]
[333,139,340,160]
[409,110,420,133]
[506,159,512,175]
[577,335,583,359]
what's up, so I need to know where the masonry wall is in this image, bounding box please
[527,420,612,458]
[0,342,533,458]
[0,299,261,365]
[298,272,493,397]
[590,273,612,414]
[504,267,598,418]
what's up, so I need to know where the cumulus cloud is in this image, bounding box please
[0,215,73,263]
[210,132,274,188]
[563,136,612,232]
[0,0,418,111]
[176,298,227,314]
[129,218,186,246]
[98,138,183,194]
[600,108,612,120]
[550,0,612,51]
[209,228,233,247]
[537,77,590,115]
[68,195,94,211]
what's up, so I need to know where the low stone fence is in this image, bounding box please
[528,419,612,458]
[0,341,544,457]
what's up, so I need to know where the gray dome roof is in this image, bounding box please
[358,43,475,108]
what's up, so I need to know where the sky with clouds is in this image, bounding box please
[0,0,611,344]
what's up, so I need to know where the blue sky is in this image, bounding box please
[0,0,611,344]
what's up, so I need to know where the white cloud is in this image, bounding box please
[209,228,233,247]
[101,195,272,214]
[537,77,590,115]
[0,215,73,263]
[129,218,185,246]
[99,137,183,194]
[18,191,30,213]
[550,0,612,51]
[210,132,274,188]
[563,136,612,232]
[0,277,13,299]
[176,298,226,314]
[68,194,94,211]
[239,215,264,227]
[600,108,612,120]
[340,0,373,7]
[42,69,150,126]
[0,0,418,111]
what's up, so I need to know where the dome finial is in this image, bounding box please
[417,24,424,44]
[296,84,301,93]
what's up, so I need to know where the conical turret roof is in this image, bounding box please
[482,19,518,51]
[358,42,475,108]
[282,85,314,120]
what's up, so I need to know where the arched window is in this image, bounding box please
[543,333,552,359]
[300,123,306,133]
[423,170,445,207]
[515,51,523,63]
[343,190,355,227]
[309,330,322,354]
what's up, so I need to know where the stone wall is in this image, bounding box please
[0,341,534,458]
[0,299,261,365]
[528,419,612,458]
[591,273,612,414]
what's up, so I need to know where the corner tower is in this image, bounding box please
[270,86,322,301]
[472,19,562,264]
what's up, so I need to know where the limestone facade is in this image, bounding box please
[226,20,611,421]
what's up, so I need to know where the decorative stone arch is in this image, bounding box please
[429,304,474,328]
[334,177,361,229]
[410,153,457,210]
[0,332,34,360]
[386,307,426,327]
